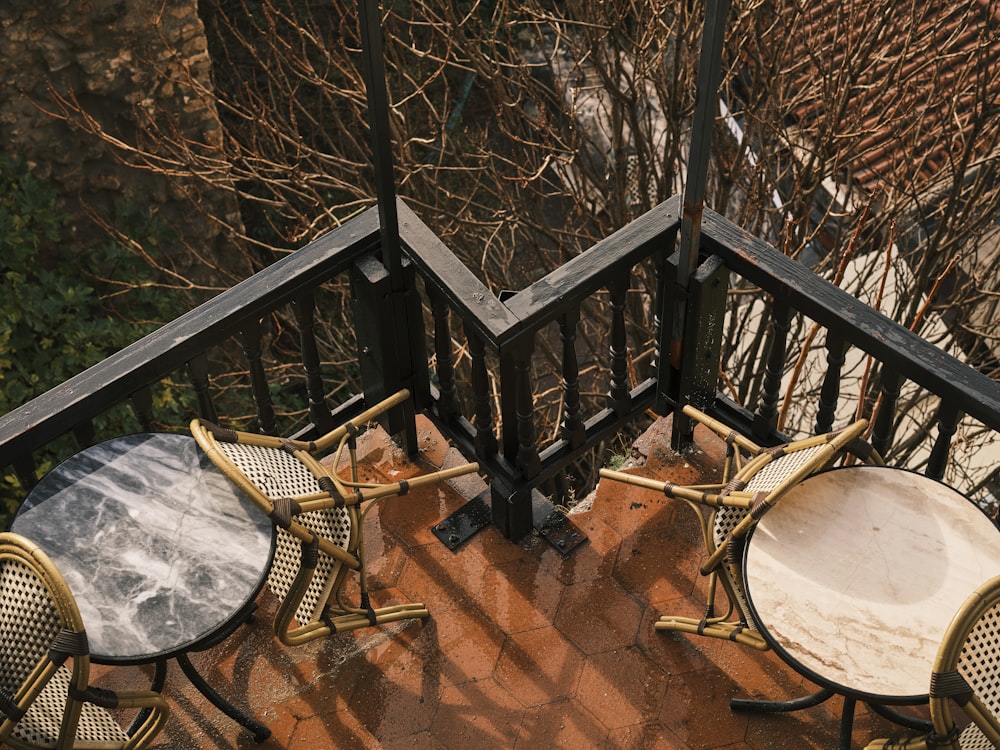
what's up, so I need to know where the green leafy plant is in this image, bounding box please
[606,453,627,471]
[0,157,195,525]
[0,159,133,411]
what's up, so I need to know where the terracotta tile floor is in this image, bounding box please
[94,416,915,749]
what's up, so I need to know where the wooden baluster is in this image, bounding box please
[815,332,847,434]
[241,317,277,434]
[607,272,631,416]
[129,386,155,432]
[739,298,771,409]
[293,293,333,434]
[72,420,96,449]
[871,368,902,458]
[186,353,218,424]
[754,297,791,436]
[655,245,679,414]
[652,251,664,376]
[430,285,458,422]
[13,455,38,494]
[464,321,497,457]
[927,400,961,481]
[559,308,585,449]
[512,338,541,478]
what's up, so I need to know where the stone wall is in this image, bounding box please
[0,0,248,284]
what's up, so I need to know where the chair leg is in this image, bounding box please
[653,615,771,651]
[326,602,430,634]
[654,576,770,651]
[128,659,169,737]
[655,614,770,650]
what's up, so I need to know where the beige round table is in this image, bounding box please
[742,465,1000,747]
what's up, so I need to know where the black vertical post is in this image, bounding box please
[358,0,402,286]
[670,254,728,448]
[669,0,731,380]
[356,0,429,453]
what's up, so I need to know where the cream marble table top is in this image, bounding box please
[743,465,1000,702]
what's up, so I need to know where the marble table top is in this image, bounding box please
[743,465,1000,702]
[14,433,274,664]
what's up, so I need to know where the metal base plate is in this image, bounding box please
[536,509,587,556]
[431,492,492,551]
[432,489,587,556]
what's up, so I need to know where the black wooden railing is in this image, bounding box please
[2,194,999,540]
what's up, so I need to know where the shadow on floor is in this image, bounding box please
[96,415,915,749]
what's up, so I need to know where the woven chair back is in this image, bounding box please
[711,444,829,549]
[713,442,831,609]
[0,532,138,749]
[929,574,1000,749]
[212,439,354,627]
[0,537,67,694]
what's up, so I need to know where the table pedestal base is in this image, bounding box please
[127,656,270,743]
[731,686,835,715]
[177,654,271,742]
[731,689,931,750]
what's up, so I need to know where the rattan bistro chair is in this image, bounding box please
[865,574,1000,749]
[0,532,168,750]
[600,404,882,651]
[191,389,480,647]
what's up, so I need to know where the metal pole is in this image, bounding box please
[358,0,403,290]
[671,0,730,367]
[356,0,419,430]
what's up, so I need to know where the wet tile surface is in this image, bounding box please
[93,416,911,749]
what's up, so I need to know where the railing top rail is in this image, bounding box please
[401,196,683,347]
[0,208,382,456]
[501,197,683,337]
[701,208,1000,431]
[398,200,519,342]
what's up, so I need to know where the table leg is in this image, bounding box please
[176,652,271,742]
[730,686,835,713]
[866,701,933,733]
[838,696,856,750]
[733,689,930,749]
[734,690,857,749]
[732,688,856,746]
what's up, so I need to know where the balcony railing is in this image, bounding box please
[2,194,999,541]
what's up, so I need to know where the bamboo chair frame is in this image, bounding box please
[191,389,480,647]
[600,404,882,651]
[865,574,1000,750]
[0,532,168,750]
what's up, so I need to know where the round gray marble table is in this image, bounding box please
[742,465,1000,747]
[13,432,275,740]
